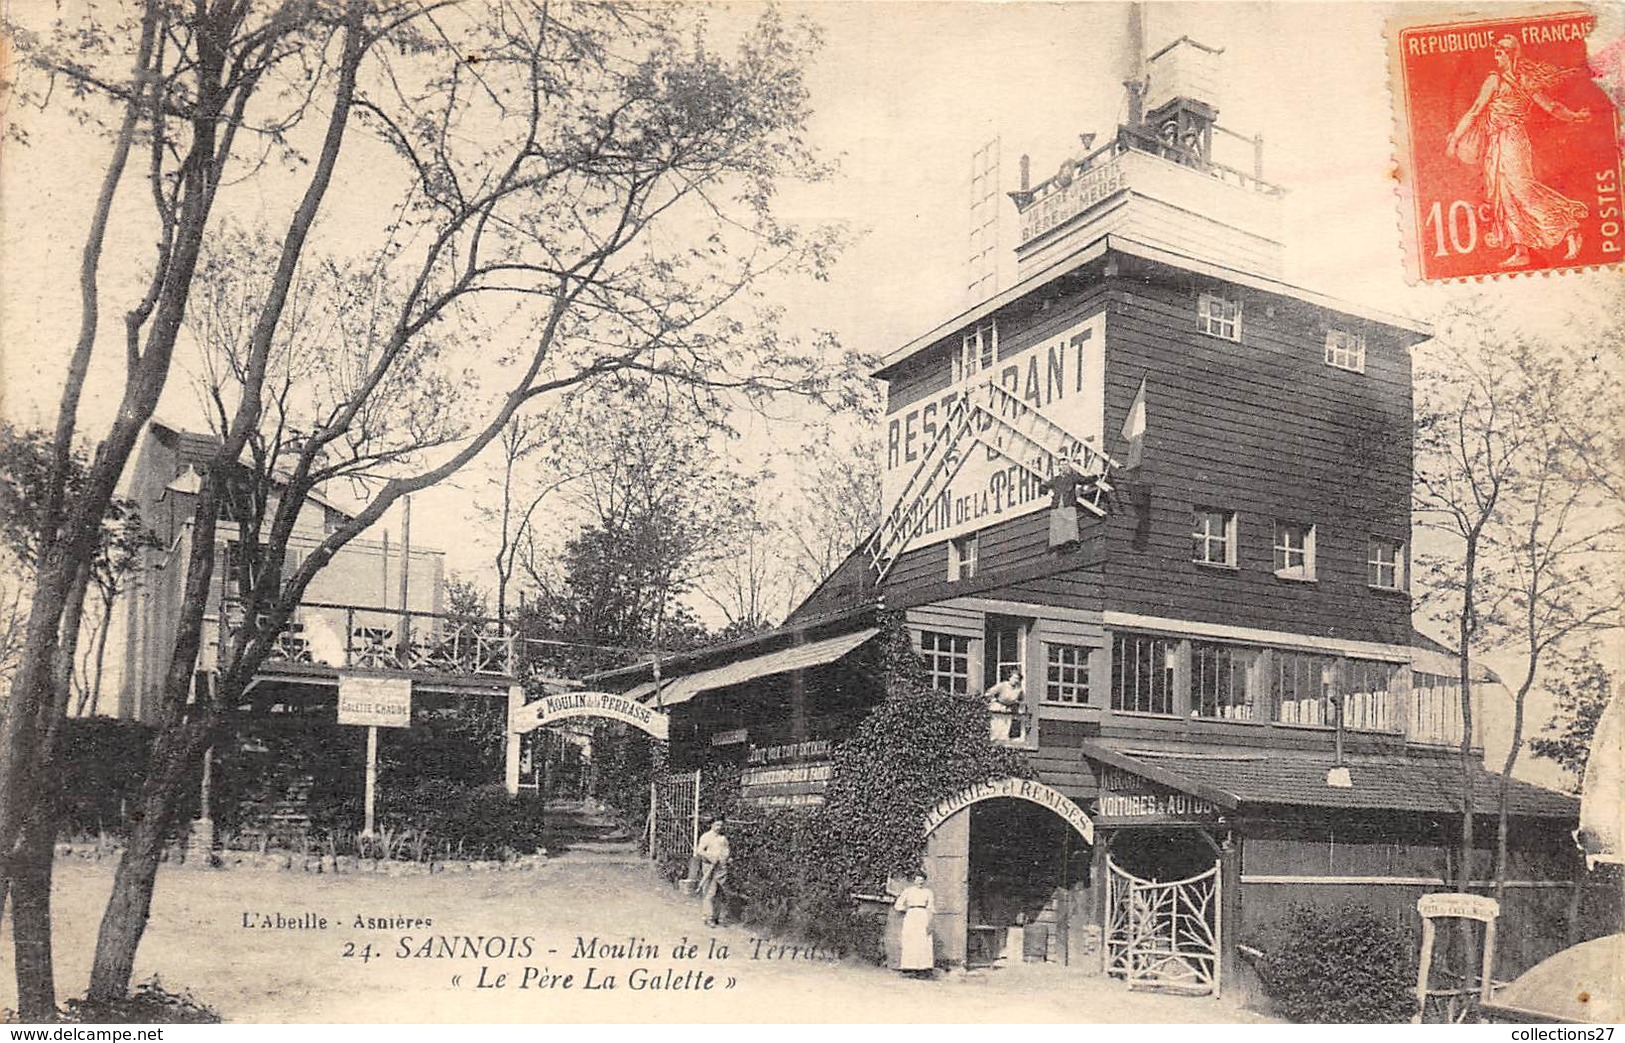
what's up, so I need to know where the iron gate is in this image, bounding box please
[1105,855,1222,995]
[648,769,700,870]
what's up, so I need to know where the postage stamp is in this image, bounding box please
[1389,8,1625,281]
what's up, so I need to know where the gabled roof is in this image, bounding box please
[148,420,357,522]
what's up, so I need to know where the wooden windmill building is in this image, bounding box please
[597,32,1609,994]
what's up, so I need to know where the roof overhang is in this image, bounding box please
[873,233,1433,380]
[629,628,880,708]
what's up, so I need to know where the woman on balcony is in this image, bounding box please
[986,666,1025,742]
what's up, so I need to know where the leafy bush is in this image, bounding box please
[818,616,1032,889]
[52,717,160,839]
[377,782,550,859]
[1248,903,1418,1023]
[719,614,1029,962]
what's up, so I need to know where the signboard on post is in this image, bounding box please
[337,675,413,728]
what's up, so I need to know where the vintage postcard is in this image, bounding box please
[0,0,1620,1029]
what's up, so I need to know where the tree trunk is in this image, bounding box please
[86,716,209,1002]
[89,593,116,716]
[8,817,60,1021]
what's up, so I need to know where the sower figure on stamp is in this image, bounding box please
[694,819,730,927]
[1447,34,1591,267]
[894,872,937,978]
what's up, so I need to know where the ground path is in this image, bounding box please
[4,841,1269,1023]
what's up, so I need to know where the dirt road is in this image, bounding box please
[4,845,1269,1024]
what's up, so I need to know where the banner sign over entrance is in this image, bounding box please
[923,776,1094,844]
[511,690,669,740]
[881,312,1106,549]
[337,674,412,728]
[1094,766,1221,825]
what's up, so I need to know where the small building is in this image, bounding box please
[118,421,449,721]
[596,36,1612,993]
[113,421,531,843]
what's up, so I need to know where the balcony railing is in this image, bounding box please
[218,601,652,682]
[221,600,514,677]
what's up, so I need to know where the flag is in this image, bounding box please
[1120,377,1147,469]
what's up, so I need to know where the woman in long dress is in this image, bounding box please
[894,872,936,977]
[1446,35,1591,267]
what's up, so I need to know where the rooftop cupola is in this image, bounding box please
[1008,31,1285,280]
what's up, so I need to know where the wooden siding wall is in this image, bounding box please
[1238,815,1620,979]
[1029,718,1099,799]
[873,263,1413,646]
[1101,277,1413,644]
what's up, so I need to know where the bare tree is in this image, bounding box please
[695,487,794,635]
[479,413,576,624]
[2,0,859,1013]
[1415,300,1625,909]
[1474,338,1623,900]
[786,428,882,596]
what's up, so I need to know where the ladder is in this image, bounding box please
[866,380,1118,582]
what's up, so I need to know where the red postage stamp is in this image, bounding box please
[1390,8,1624,280]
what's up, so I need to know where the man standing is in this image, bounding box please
[694,819,730,927]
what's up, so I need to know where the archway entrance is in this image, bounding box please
[920,777,1094,968]
[967,798,1093,966]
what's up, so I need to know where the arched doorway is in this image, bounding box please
[966,798,1094,966]
[920,777,1095,968]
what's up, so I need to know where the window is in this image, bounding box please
[985,618,1026,689]
[1111,632,1176,715]
[1368,537,1406,590]
[1271,651,1338,725]
[1198,293,1241,341]
[1410,672,1465,745]
[1191,641,1260,721]
[1273,521,1316,580]
[1324,329,1366,372]
[917,631,970,694]
[1343,659,1400,732]
[949,533,979,581]
[1044,644,1091,704]
[1192,508,1237,567]
[958,318,998,381]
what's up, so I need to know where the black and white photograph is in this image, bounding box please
[0,0,1621,1027]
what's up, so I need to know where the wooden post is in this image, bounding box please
[504,684,524,796]
[1413,916,1436,1024]
[1219,828,1241,997]
[648,779,658,860]
[362,724,379,838]
[690,767,702,849]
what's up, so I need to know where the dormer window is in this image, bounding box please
[957,318,998,381]
[1198,293,1241,341]
[1325,329,1366,373]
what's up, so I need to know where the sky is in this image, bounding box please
[2,1,1620,784]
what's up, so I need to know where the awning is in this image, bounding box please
[627,628,879,708]
[1079,742,1578,820]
